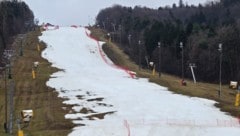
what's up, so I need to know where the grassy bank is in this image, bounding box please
[89,27,240,118]
[0,29,73,136]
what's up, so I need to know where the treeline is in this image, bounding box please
[95,0,240,83]
[0,0,34,56]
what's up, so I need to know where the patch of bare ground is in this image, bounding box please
[80,107,96,114]
[86,111,116,120]
[87,97,104,102]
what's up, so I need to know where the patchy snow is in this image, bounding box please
[40,27,240,136]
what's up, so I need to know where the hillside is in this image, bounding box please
[0,24,239,135]
[95,0,240,83]
[38,26,240,136]
[89,27,240,118]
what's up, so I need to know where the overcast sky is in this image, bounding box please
[22,0,212,26]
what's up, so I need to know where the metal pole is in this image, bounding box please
[219,43,222,98]
[138,40,141,70]
[4,67,8,133]
[8,80,14,134]
[17,118,22,131]
[128,34,131,47]
[3,50,13,133]
[158,42,161,77]
[112,32,115,42]
[180,42,184,80]
[189,64,196,83]
[119,25,122,45]
[20,40,23,56]
[102,22,105,29]
[107,33,111,42]
[112,23,116,32]
[112,23,116,42]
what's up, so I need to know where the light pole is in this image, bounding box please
[106,17,109,29]
[158,42,161,77]
[128,34,131,47]
[0,66,8,133]
[1,63,12,134]
[138,40,141,70]
[111,23,116,42]
[218,43,222,98]
[107,33,111,42]
[20,39,24,56]
[111,23,116,32]
[102,21,105,29]
[119,25,122,45]
[180,42,184,82]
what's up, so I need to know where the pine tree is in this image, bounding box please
[179,0,184,8]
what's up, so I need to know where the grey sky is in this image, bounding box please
[22,0,212,26]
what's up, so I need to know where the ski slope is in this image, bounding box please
[39,27,240,136]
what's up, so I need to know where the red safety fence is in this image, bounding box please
[124,120,131,136]
[84,28,136,79]
[124,118,240,128]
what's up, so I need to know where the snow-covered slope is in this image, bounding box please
[40,27,240,136]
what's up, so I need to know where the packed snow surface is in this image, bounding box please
[40,27,240,136]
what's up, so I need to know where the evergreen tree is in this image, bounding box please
[179,0,184,8]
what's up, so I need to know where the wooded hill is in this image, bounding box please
[95,0,240,83]
[0,0,35,61]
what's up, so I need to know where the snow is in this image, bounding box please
[39,27,240,136]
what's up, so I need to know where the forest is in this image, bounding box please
[96,0,240,83]
[0,0,35,62]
